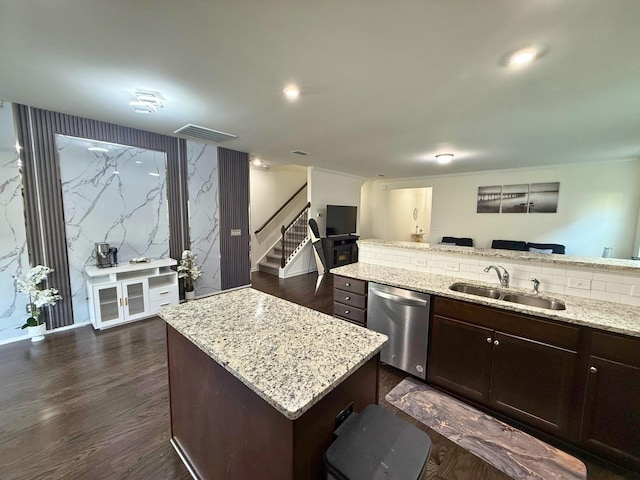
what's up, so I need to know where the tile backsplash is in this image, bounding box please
[358,244,640,307]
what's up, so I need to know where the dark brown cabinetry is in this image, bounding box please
[579,331,640,467]
[333,275,367,326]
[428,297,579,437]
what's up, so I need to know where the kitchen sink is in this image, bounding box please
[501,294,566,310]
[449,283,566,310]
[449,283,501,299]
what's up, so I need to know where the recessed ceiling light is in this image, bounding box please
[253,158,262,166]
[283,85,300,99]
[505,46,544,67]
[435,153,454,165]
[88,146,109,153]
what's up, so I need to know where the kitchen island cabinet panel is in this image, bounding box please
[168,324,379,480]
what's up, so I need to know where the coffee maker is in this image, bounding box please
[95,242,118,268]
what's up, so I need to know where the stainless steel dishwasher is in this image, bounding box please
[367,283,431,379]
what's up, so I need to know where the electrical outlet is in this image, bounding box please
[335,402,353,428]
[445,262,459,271]
[412,258,427,267]
[567,278,591,290]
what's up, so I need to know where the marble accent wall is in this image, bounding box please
[186,141,221,296]
[56,135,170,324]
[0,103,30,343]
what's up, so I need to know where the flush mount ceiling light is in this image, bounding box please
[283,85,300,99]
[503,45,545,68]
[129,91,164,114]
[435,153,454,165]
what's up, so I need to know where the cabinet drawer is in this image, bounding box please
[149,287,178,303]
[334,302,366,325]
[150,295,179,315]
[333,289,366,309]
[590,331,640,366]
[333,276,366,295]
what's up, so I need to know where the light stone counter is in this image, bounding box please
[158,287,387,420]
[359,239,640,273]
[332,262,640,338]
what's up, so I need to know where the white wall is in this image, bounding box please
[360,160,640,258]
[388,187,432,241]
[250,165,308,270]
[307,167,366,237]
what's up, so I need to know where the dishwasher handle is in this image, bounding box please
[369,287,428,308]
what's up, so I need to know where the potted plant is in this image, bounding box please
[15,265,62,343]
[178,250,202,301]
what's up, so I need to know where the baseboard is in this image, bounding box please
[0,321,91,346]
[170,437,200,480]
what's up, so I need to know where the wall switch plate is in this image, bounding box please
[230,229,241,236]
[567,277,591,289]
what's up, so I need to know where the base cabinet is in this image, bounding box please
[86,260,179,330]
[579,332,640,468]
[428,297,579,438]
[333,275,367,327]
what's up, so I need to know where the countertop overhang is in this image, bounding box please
[332,262,640,338]
[158,288,387,420]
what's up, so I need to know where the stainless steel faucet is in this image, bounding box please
[531,277,540,294]
[484,265,510,288]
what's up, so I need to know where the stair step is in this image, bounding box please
[266,253,281,263]
[258,261,280,276]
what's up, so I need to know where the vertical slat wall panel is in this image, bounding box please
[13,105,189,328]
[218,147,251,290]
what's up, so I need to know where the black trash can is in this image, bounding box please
[325,404,432,480]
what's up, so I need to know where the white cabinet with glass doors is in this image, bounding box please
[85,258,178,330]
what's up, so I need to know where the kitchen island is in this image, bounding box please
[158,288,387,480]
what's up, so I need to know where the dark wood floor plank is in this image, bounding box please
[0,271,635,480]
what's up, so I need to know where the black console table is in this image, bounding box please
[321,235,359,268]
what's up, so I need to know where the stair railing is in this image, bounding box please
[254,183,307,235]
[280,202,311,268]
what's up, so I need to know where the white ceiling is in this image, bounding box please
[1,1,639,179]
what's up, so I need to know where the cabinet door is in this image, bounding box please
[122,279,149,321]
[93,283,124,326]
[580,356,640,462]
[427,315,493,403]
[489,332,576,436]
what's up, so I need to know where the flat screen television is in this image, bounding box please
[326,205,357,236]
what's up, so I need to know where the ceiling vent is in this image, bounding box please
[290,150,310,156]
[174,124,238,143]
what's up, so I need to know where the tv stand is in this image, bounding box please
[321,235,359,269]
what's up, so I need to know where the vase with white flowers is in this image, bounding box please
[15,265,62,343]
[177,250,202,301]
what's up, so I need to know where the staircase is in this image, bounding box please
[258,223,307,275]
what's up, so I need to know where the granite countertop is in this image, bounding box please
[358,239,640,273]
[332,262,640,338]
[158,288,387,420]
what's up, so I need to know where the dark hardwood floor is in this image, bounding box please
[0,271,635,479]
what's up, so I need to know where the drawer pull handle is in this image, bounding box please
[345,296,350,300]
[493,339,500,346]
[160,302,170,306]
[344,310,350,314]
[345,283,351,287]
[486,337,492,344]
[160,291,169,295]
[589,366,598,374]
